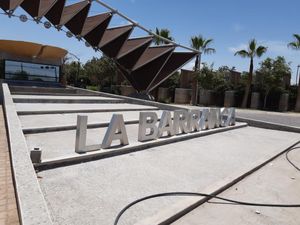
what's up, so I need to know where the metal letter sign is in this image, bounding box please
[74,108,236,153]
[187,109,200,132]
[158,111,174,138]
[102,114,129,149]
[173,110,189,135]
[138,112,159,142]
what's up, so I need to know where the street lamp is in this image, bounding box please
[68,52,81,86]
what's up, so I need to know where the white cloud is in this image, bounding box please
[228,43,248,53]
[232,23,244,32]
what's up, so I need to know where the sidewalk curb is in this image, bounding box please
[236,117,300,133]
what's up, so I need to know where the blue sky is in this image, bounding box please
[1,0,300,83]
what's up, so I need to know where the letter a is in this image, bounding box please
[102,114,129,149]
[158,111,174,137]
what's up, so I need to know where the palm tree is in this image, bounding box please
[190,35,216,105]
[235,39,267,108]
[288,34,300,112]
[153,28,174,45]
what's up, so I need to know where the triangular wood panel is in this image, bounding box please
[116,64,141,91]
[117,40,151,70]
[45,0,66,25]
[132,46,175,71]
[130,49,174,91]
[0,0,24,11]
[100,28,133,58]
[83,15,112,47]
[64,2,91,35]
[81,13,111,36]
[21,0,57,18]
[117,36,153,58]
[59,1,89,26]
[99,25,133,48]
[147,52,198,92]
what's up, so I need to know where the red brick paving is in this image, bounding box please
[0,106,19,225]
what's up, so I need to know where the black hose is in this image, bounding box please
[114,191,300,225]
[286,147,300,171]
[114,141,300,225]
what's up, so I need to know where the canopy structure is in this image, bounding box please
[0,40,68,64]
[0,0,197,93]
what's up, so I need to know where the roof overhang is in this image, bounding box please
[0,40,68,64]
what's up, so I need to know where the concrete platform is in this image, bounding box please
[25,123,245,161]
[16,103,158,115]
[12,95,125,104]
[36,127,299,225]
[174,148,300,225]
[20,110,162,133]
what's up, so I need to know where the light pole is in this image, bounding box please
[68,52,81,86]
[296,65,300,86]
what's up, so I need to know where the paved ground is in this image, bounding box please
[171,104,300,128]
[236,109,300,128]
[174,144,300,225]
[15,103,158,114]
[19,110,161,130]
[0,106,19,225]
[38,127,299,225]
[12,95,122,100]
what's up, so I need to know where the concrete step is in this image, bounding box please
[20,110,162,134]
[12,95,125,104]
[9,85,77,95]
[6,80,64,88]
[10,92,100,96]
[16,103,159,115]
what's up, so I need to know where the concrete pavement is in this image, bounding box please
[236,109,300,128]
[174,145,300,225]
[37,127,299,225]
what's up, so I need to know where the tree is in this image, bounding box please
[63,61,84,84]
[190,35,216,105]
[153,28,174,45]
[235,39,267,108]
[288,34,300,112]
[84,56,117,88]
[256,56,291,109]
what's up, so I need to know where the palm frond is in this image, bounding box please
[288,42,300,49]
[249,39,257,52]
[203,39,213,48]
[190,35,215,55]
[204,48,216,54]
[256,46,267,57]
[234,50,250,58]
[293,34,300,43]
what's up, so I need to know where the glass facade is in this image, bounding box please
[5,60,60,82]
